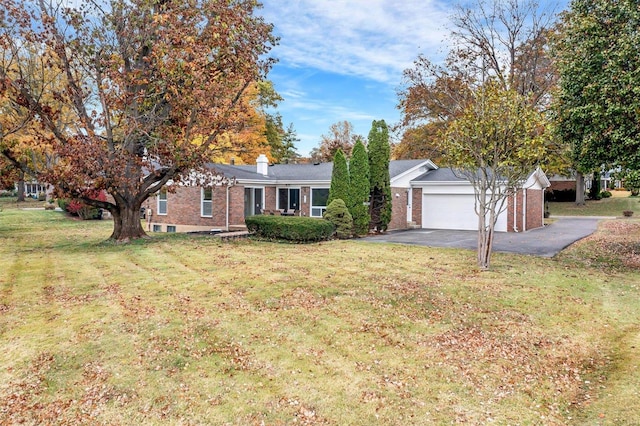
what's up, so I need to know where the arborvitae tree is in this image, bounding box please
[324,199,353,239]
[368,120,392,232]
[327,149,350,207]
[348,138,370,235]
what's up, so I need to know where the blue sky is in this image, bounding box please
[259,0,568,157]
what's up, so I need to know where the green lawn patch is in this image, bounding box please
[1,209,639,424]
[549,196,639,217]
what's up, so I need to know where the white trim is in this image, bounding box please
[201,187,213,217]
[390,160,438,187]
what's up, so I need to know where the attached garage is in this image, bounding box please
[411,167,549,233]
[421,193,508,232]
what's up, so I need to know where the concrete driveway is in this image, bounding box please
[363,217,604,257]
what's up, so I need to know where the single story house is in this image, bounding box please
[146,154,550,233]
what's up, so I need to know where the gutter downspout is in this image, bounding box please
[513,191,519,232]
[226,184,230,232]
[523,189,527,232]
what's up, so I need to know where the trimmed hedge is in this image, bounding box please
[245,215,334,243]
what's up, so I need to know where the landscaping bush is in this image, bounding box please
[57,198,70,211]
[323,199,353,239]
[600,190,612,198]
[245,215,334,243]
[58,191,106,220]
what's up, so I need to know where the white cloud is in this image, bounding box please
[261,0,451,84]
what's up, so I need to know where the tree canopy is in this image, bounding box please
[0,0,276,241]
[397,0,560,167]
[553,0,640,173]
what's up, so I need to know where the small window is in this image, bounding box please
[153,224,162,232]
[201,188,213,217]
[167,225,176,233]
[311,188,329,217]
[158,189,167,215]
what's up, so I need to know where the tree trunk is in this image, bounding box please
[575,172,585,205]
[477,208,495,270]
[16,171,25,202]
[109,201,147,242]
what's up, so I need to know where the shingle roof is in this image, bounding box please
[413,168,469,182]
[207,159,433,183]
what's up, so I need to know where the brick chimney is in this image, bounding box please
[256,154,268,176]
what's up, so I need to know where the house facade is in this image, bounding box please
[146,155,550,234]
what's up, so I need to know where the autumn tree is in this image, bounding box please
[0,42,67,202]
[398,0,560,163]
[348,138,370,235]
[399,0,557,267]
[368,120,391,232]
[553,0,640,199]
[311,121,362,162]
[443,82,547,269]
[0,0,275,241]
[327,148,350,208]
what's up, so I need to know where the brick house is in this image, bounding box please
[146,155,550,233]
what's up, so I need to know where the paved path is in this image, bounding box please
[363,217,604,257]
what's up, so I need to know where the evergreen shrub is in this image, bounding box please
[245,215,334,242]
[323,199,353,239]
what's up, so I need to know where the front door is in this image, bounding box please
[244,187,264,217]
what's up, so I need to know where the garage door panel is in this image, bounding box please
[422,194,506,231]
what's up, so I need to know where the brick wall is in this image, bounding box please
[412,188,422,226]
[506,188,544,232]
[147,184,250,232]
[525,189,544,230]
[549,180,575,192]
[388,187,409,231]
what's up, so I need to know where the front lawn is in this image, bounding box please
[549,195,639,217]
[1,209,639,424]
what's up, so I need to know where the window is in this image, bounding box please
[278,188,300,210]
[153,224,162,232]
[157,189,167,215]
[311,188,329,217]
[201,188,213,217]
[167,225,176,233]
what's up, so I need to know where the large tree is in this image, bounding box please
[399,0,557,268]
[368,120,391,232]
[443,81,547,269]
[553,0,640,182]
[398,0,560,163]
[0,0,275,241]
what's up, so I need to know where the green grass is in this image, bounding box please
[1,207,640,424]
[549,195,639,217]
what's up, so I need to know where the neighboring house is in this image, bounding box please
[147,155,550,233]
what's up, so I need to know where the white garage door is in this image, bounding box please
[422,194,507,231]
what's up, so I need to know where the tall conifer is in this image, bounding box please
[348,138,370,235]
[327,149,350,208]
[368,120,391,231]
